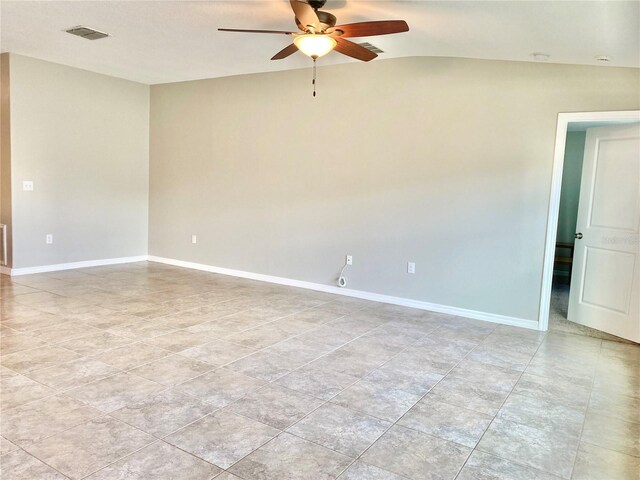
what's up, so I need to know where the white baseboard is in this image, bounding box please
[148,255,540,331]
[4,255,149,276]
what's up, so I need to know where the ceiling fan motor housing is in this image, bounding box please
[307,0,327,10]
[296,10,337,32]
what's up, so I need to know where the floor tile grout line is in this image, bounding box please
[4,445,75,479]
[164,412,282,476]
[579,408,640,429]
[577,439,640,460]
[0,369,64,407]
[147,306,384,394]
[131,298,353,358]
[455,329,592,480]
[75,417,249,480]
[286,320,497,477]
[28,414,156,479]
[337,323,504,479]
[76,437,162,479]
[9,284,252,333]
[3,281,255,474]
[163,314,428,430]
[8,287,165,424]
[567,339,602,479]
[5,298,318,388]
[1,330,224,411]
[3,283,337,336]
[48,302,381,470]
[69,306,367,428]
[156,318,445,477]
[3,382,175,448]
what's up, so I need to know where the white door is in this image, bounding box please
[568,124,640,342]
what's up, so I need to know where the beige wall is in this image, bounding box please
[8,54,150,268]
[149,56,639,323]
[1,54,11,267]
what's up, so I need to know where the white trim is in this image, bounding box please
[4,255,149,276]
[149,255,539,331]
[539,110,640,332]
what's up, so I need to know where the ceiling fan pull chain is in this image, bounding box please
[312,58,317,97]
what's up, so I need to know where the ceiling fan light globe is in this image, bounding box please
[294,34,336,58]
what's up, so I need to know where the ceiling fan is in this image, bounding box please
[219,0,409,62]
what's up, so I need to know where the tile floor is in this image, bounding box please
[0,262,638,480]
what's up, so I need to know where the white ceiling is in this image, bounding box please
[1,1,638,85]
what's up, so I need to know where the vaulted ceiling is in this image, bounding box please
[1,1,638,85]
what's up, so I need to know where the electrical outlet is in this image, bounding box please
[191,234,197,244]
[23,180,34,191]
[346,255,353,265]
[46,234,53,244]
[407,262,416,274]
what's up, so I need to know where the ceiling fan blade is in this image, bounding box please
[334,20,409,38]
[290,0,320,31]
[334,37,377,62]
[271,43,299,60]
[218,28,295,35]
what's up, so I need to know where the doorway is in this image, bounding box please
[549,128,593,337]
[539,111,640,341]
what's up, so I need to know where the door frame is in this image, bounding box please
[538,110,640,331]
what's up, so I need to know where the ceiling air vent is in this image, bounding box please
[358,42,384,54]
[65,26,110,40]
